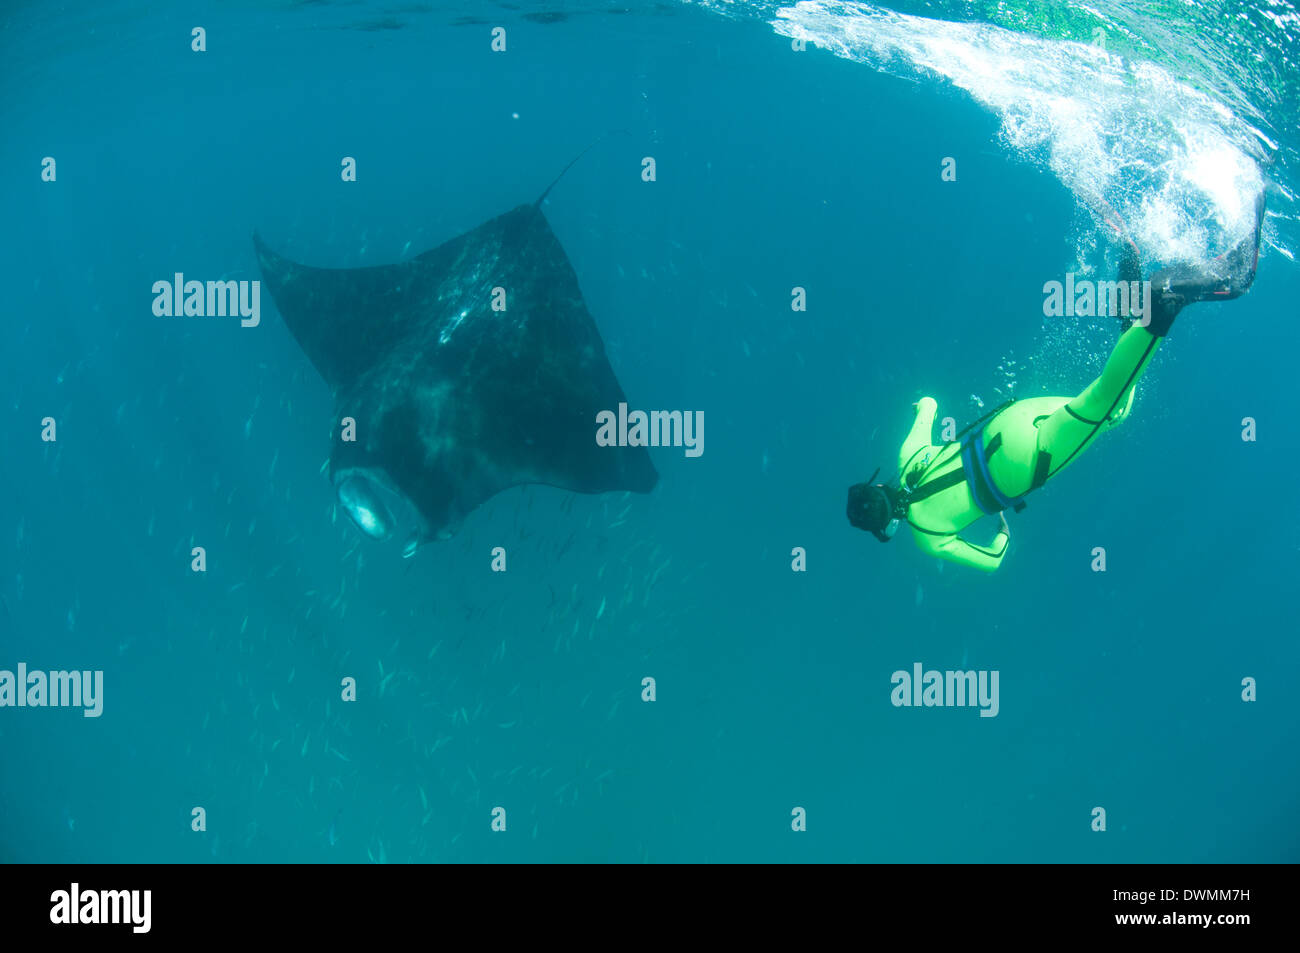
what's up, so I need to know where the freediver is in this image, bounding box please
[847,194,1265,570]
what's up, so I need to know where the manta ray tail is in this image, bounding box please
[534,131,631,208]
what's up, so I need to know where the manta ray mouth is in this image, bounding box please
[334,468,427,552]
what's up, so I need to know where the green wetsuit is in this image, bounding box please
[898,323,1161,571]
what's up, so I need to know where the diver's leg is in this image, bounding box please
[1057,229,1172,433]
[1066,324,1160,423]
[1035,323,1161,477]
[897,397,938,482]
[1035,194,1263,478]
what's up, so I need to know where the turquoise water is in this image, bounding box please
[1,0,1297,862]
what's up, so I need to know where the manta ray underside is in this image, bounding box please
[254,190,657,552]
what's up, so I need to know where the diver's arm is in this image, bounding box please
[942,532,1010,572]
[915,523,1010,572]
[898,397,938,477]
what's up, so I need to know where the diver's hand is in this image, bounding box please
[997,513,1010,536]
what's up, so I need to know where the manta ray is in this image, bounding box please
[254,166,657,554]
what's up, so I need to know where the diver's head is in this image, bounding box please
[847,481,901,542]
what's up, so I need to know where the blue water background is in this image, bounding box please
[1,0,1297,862]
